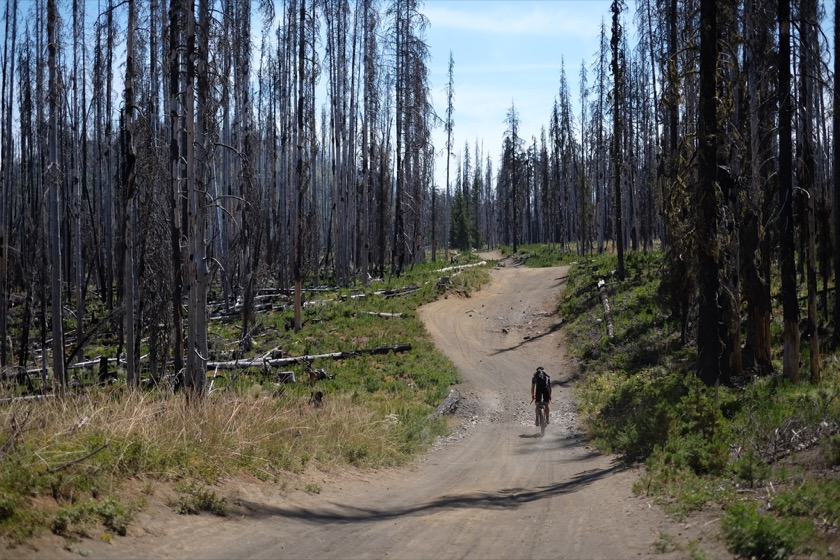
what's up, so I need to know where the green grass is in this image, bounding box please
[499,243,579,267]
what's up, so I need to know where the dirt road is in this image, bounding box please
[21,260,727,559]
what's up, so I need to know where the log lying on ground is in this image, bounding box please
[429,389,460,418]
[0,367,29,381]
[206,343,412,370]
[373,286,421,298]
[256,286,338,297]
[67,357,115,369]
[597,279,615,338]
[0,394,55,405]
[437,261,486,274]
[210,302,289,321]
[366,312,403,318]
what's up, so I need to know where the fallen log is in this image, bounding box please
[0,367,27,381]
[206,343,412,370]
[255,287,339,297]
[597,279,615,338]
[49,443,109,473]
[374,286,420,298]
[366,312,403,318]
[437,261,486,273]
[65,354,148,370]
[429,389,460,417]
[67,356,115,369]
[0,394,55,405]
[209,302,289,321]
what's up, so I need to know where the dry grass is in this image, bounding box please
[0,387,442,540]
[3,387,421,475]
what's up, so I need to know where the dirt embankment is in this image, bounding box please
[12,258,730,559]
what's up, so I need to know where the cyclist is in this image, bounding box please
[530,366,551,426]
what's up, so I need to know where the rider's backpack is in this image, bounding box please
[534,369,549,391]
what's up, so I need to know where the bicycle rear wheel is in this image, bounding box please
[539,406,546,437]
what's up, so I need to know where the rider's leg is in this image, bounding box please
[546,404,550,425]
[534,405,540,426]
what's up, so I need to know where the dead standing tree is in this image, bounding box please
[778,0,799,383]
[798,0,820,383]
[182,0,210,400]
[834,0,840,348]
[696,0,722,387]
[610,0,626,281]
[168,0,186,381]
[0,0,19,367]
[123,0,138,389]
[47,0,66,395]
[293,0,317,332]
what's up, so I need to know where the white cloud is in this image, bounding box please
[424,0,606,38]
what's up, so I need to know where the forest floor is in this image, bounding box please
[11,253,732,559]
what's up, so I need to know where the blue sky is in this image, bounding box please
[423,0,614,188]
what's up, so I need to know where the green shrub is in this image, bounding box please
[343,443,369,465]
[732,450,770,487]
[821,434,840,467]
[50,497,136,537]
[170,482,228,516]
[659,431,727,477]
[773,479,840,525]
[364,376,381,393]
[93,497,133,536]
[0,497,16,522]
[666,380,728,476]
[722,501,813,560]
[581,367,685,459]
[51,507,83,537]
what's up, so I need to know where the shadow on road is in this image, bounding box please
[232,461,625,525]
[490,319,566,356]
[514,433,601,460]
[518,432,543,439]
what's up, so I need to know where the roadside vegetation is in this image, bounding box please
[499,243,581,268]
[0,254,491,544]
[555,249,840,559]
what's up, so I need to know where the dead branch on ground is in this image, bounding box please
[206,343,412,370]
